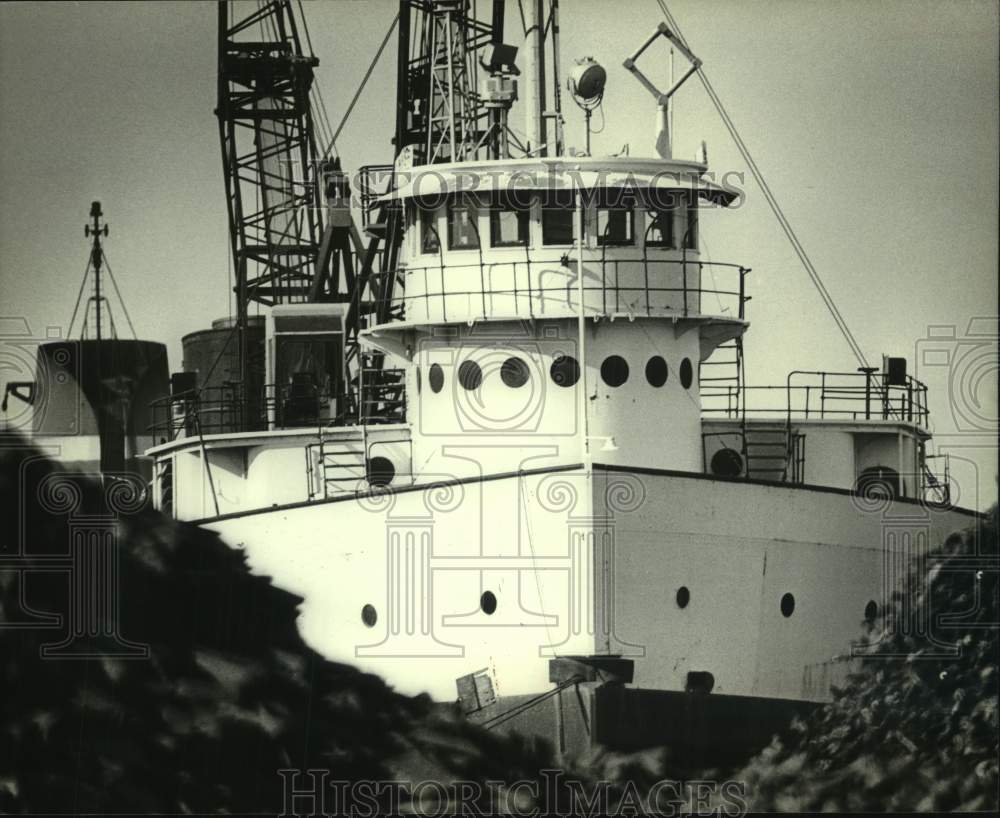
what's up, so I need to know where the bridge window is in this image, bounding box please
[541,191,581,245]
[597,207,634,246]
[447,195,480,250]
[420,207,440,254]
[645,208,676,248]
[490,198,529,247]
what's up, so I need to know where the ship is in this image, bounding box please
[138,0,977,759]
[2,201,169,482]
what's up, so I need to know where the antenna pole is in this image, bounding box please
[84,200,109,342]
[522,0,544,153]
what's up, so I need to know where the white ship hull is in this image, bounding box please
[203,463,976,703]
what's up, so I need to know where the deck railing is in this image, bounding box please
[380,255,750,322]
[701,370,930,428]
[149,365,408,443]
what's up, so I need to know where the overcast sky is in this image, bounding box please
[1,0,997,504]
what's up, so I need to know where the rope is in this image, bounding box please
[100,251,138,339]
[656,0,870,370]
[322,12,400,158]
[67,258,92,337]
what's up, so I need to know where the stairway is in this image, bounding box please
[743,425,792,482]
[307,437,367,500]
[699,338,744,418]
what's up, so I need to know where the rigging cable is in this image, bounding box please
[66,258,92,338]
[100,252,138,339]
[322,11,400,158]
[656,0,870,370]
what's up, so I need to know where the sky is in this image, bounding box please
[1,0,997,505]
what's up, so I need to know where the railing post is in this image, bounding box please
[858,367,877,420]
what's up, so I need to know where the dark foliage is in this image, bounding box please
[735,505,999,812]
[0,440,557,813]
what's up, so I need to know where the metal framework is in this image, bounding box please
[397,0,497,164]
[216,0,358,417]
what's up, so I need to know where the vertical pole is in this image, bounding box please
[536,0,547,155]
[395,0,411,159]
[550,0,564,155]
[576,186,589,463]
[522,0,543,153]
[90,202,103,343]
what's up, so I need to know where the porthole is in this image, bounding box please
[458,360,482,390]
[367,456,395,487]
[600,355,629,387]
[780,592,795,618]
[500,356,530,388]
[864,600,879,622]
[710,448,743,477]
[550,354,580,388]
[361,604,377,628]
[679,357,694,389]
[676,586,690,609]
[480,590,497,615]
[645,356,668,387]
[429,363,444,393]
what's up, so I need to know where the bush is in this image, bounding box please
[737,505,999,812]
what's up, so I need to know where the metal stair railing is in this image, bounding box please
[306,432,367,500]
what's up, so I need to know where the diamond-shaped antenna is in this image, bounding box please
[623,22,701,158]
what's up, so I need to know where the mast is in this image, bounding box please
[85,200,109,342]
[522,0,544,153]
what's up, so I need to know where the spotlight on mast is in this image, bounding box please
[567,57,606,155]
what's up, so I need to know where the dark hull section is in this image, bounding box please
[466,684,816,765]
[32,340,169,471]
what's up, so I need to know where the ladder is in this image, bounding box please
[307,434,367,500]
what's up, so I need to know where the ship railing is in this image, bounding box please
[921,453,951,506]
[305,429,413,501]
[357,164,396,228]
[379,256,750,322]
[149,382,350,442]
[700,370,930,428]
[148,384,250,442]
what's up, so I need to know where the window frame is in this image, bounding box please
[419,205,440,255]
[541,191,583,247]
[489,196,530,248]
[644,207,676,249]
[596,206,635,247]
[446,194,481,251]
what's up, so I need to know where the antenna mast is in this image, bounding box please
[84,200,110,342]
